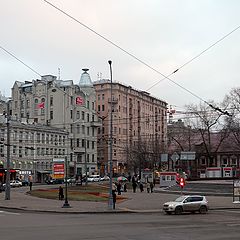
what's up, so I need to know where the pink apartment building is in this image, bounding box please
[94,79,168,175]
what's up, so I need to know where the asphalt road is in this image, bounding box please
[1,210,240,240]
[166,182,233,195]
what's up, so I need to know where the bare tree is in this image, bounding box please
[185,101,231,165]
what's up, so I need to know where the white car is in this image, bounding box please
[100,175,110,181]
[10,180,22,187]
[3,180,22,188]
[87,175,100,182]
[163,195,209,215]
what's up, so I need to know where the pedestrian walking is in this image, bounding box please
[132,181,137,193]
[112,182,117,209]
[123,183,127,192]
[150,182,154,193]
[58,186,64,200]
[117,182,122,195]
[29,181,33,191]
[146,182,150,193]
[139,182,144,192]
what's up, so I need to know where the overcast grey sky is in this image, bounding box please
[0,0,240,111]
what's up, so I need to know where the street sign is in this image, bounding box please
[161,153,168,162]
[171,152,179,162]
[180,152,196,160]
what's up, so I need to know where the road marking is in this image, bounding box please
[0,210,20,215]
[227,223,240,227]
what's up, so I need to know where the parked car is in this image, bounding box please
[45,179,64,184]
[87,175,100,182]
[3,180,22,188]
[100,175,110,181]
[163,195,209,215]
[64,178,76,184]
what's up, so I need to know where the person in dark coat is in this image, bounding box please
[117,182,122,195]
[150,182,154,193]
[123,183,127,192]
[139,182,144,192]
[59,186,64,200]
[29,181,33,191]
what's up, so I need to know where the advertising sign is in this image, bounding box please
[233,179,240,203]
[53,159,65,179]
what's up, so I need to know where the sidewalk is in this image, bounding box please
[0,186,240,213]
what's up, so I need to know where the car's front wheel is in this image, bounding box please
[175,206,183,215]
[199,205,207,214]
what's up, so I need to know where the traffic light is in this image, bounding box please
[179,177,185,188]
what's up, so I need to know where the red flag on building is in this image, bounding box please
[37,102,45,109]
[76,96,84,105]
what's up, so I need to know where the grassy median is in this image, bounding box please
[29,183,128,202]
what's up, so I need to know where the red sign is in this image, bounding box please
[37,102,45,109]
[76,96,84,105]
[53,162,65,179]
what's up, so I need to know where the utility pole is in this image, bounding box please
[62,156,71,208]
[84,137,88,186]
[108,60,113,210]
[5,100,10,200]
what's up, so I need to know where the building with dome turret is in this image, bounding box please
[10,69,100,181]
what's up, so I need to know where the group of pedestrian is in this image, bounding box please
[131,174,154,193]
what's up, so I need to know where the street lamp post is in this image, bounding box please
[108,60,114,210]
[5,100,11,200]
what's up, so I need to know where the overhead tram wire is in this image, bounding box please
[0,45,42,77]
[146,24,240,91]
[43,1,238,117]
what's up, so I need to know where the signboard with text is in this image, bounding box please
[53,159,65,179]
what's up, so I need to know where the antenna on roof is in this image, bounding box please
[97,72,102,80]
[58,68,61,80]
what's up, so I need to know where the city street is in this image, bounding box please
[1,210,240,240]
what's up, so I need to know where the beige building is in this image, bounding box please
[94,79,168,175]
[0,116,68,183]
[10,69,100,177]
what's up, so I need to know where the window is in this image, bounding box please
[76,138,80,147]
[19,146,23,158]
[200,157,206,165]
[50,96,53,106]
[42,134,45,144]
[92,102,94,110]
[70,110,73,119]
[102,94,105,100]
[82,125,85,134]
[87,113,90,122]
[102,105,105,111]
[82,111,85,120]
[98,105,100,112]
[92,154,95,162]
[77,154,82,162]
[87,101,90,109]
[76,111,80,119]
[87,127,90,136]
[82,139,85,148]
[50,111,53,119]
[92,141,95,149]
[37,133,40,143]
[77,124,80,134]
